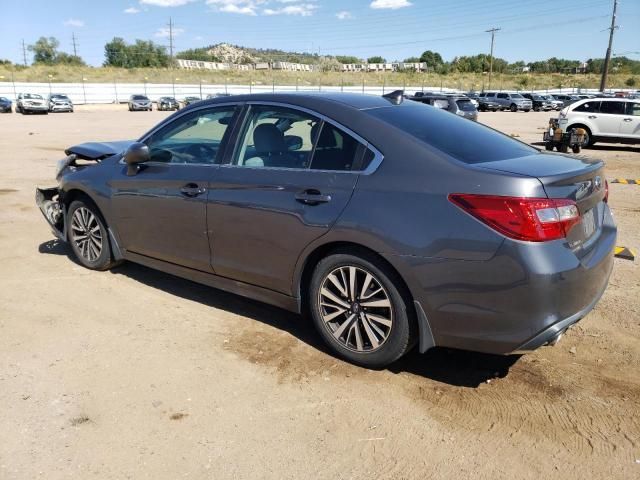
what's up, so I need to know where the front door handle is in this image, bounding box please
[588,115,597,119]
[295,189,331,205]
[180,183,207,197]
[623,118,633,122]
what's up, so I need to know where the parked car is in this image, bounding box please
[521,93,553,111]
[552,94,581,107]
[128,95,152,111]
[542,95,564,110]
[558,97,640,147]
[36,92,615,368]
[47,93,73,112]
[206,93,231,99]
[484,92,532,112]
[476,92,500,111]
[0,97,12,113]
[182,96,202,107]
[16,93,48,114]
[157,97,180,111]
[409,94,478,121]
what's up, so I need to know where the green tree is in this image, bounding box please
[176,48,220,62]
[419,50,444,67]
[104,37,169,68]
[367,56,386,64]
[626,77,637,87]
[28,37,59,65]
[335,55,360,64]
[403,56,420,63]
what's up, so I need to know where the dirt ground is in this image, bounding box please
[0,105,638,480]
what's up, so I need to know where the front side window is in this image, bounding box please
[627,102,640,116]
[145,106,237,164]
[573,101,600,113]
[233,106,319,169]
[497,93,508,99]
[599,101,626,115]
[511,94,524,99]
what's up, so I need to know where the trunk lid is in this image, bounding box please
[477,153,607,250]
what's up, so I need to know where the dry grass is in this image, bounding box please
[0,65,635,91]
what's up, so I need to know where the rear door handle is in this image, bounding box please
[295,189,331,205]
[588,115,597,119]
[180,183,207,197]
[623,118,633,122]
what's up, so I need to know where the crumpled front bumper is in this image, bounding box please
[36,187,65,241]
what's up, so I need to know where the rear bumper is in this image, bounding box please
[388,205,617,355]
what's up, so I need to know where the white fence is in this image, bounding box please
[0,81,630,105]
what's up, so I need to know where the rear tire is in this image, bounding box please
[67,199,118,271]
[568,125,594,148]
[510,103,517,112]
[309,251,415,368]
[558,144,569,153]
[545,143,554,151]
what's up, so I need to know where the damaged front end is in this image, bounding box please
[36,187,65,240]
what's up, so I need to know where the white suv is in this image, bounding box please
[559,98,640,147]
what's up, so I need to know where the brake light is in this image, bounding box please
[448,194,581,242]
[604,179,609,203]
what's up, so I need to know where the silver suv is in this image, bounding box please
[16,93,48,114]
[483,92,532,112]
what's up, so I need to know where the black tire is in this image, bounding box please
[534,106,540,112]
[558,144,569,153]
[510,103,517,112]
[524,109,530,112]
[568,125,594,148]
[309,250,415,368]
[545,143,554,151]
[67,199,118,271]
[572,145,581,154]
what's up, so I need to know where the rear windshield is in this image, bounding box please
[368,103,537,164]
[456,99,476,111]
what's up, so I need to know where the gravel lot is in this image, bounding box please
[0,105,638,480]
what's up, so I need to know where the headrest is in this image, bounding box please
[254,123,286,153]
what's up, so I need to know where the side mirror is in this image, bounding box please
[284,135,303,151]
[124,142,150,176]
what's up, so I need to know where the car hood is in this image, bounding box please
[65,140,135,160]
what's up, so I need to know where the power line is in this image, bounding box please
[485,27,500,90]
[72,32,79,57]
[599,0,618,92]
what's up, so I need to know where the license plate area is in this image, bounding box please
[582,208,596,239]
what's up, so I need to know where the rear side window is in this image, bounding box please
[486,93,495,98]
[627,102,640,116]
[573,101,600,113]
[497,93,508,99]
[600,101,626,115]
[309,123,360,171]
[369,103,536,164]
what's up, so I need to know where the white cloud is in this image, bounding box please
[370,0,412,9]
[206,0,265,16]
[63,18,85,27]
[124,7,140,14]
[336,10,351,20]
[141,0,195,6]
[155,27,185,37]
[264,3,316,16]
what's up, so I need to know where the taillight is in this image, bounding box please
[604,179,609,203]
[448,194,581,242]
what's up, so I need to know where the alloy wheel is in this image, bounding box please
[317,266,393,353]
[70,207,103,262]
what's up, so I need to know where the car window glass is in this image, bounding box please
[599,101,626,115]
[233,106,319,169]
[497,93,507,99]
[456,99,476,111]
[573,101,600,113]
[512,94,523,99]
[626,102,640,116]
[309,123,361,171]
[486,93,495,97]
[146,106,236,164]
[369,103,537,164]
[361,148,376,170]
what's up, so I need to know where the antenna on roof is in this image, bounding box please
[382,90,404,105]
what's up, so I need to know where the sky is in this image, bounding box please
[1,0,639,67]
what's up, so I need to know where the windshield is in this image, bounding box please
[511,94,524,99]
[52,95,69,100]
[132,95,148,100]
[368,103,537,164]
[24,94,43,100]
[456,99,476,111]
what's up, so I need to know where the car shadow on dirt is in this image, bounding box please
[39,239,521,388]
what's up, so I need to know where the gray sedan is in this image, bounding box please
[36,92,615,368]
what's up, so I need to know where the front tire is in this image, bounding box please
[510,103,517,112]
[67,199,117,271]
[309,251,414,368]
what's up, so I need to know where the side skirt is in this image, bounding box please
[124,251,300,313]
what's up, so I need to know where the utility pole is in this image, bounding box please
[72,32,78,57]
[21,39,27,66]
[168,17,174,61]
[485,27,500,90]
[599,0,618,92]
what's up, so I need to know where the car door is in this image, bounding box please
[207,103,371,295]
[597,100,626,136]
[110,104,240,272]
[620,101,640,138]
